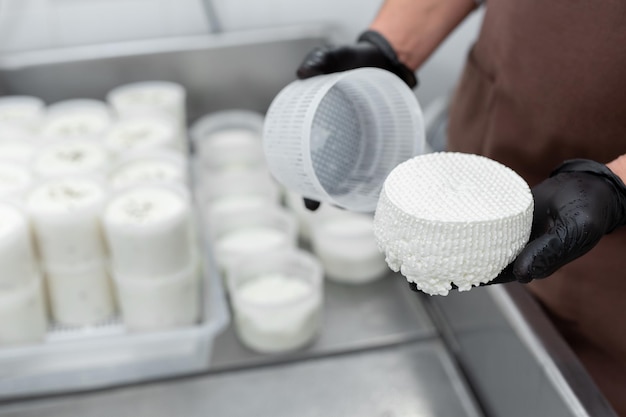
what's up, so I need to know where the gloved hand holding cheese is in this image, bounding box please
[373,152,533,296]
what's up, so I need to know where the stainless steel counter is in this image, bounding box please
[211,276,436,371]
[0,24,617,417]
[0,341,481,417]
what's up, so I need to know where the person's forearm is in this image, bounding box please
[607,155,626,182]
[369,0,477,70]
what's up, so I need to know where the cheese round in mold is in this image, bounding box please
[33,139,110,179]
[109,151,187,190]
[104,186,193,279]
[41,100,112,141]
[0,162,33,202]
[0,203,39,289]
[0,276,47,346]
[27,178,108,265]
[104,117,178,157]
[0,96,45,132]
[373,152,533,296]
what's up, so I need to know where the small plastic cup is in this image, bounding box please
[263,67,425,212]
[0,275,48,346]
[190,110,265,171]
[209,206,298,279]
[45,260,116,326]
[311,212,389,284]
[197,168,280,206]
[228,248,323,354]
[114,257,200,332]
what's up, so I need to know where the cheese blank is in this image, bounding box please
[374,152,533,296]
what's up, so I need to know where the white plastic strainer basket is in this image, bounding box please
[263,68,425,212]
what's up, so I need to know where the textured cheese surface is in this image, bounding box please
[0,163,31,194]
[42,113,110,139]
[374,152,533,296]
[28,178,104,213]
[105,119,176,154]
[110,159,184,189]
[34,140,109,176]
[106,187,187,226]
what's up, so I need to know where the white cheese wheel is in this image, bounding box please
[0,138,35,163]
[104,117,178,157]
[0,96,45,132]
[41,101,112,141]
[0,204,39,289]
[198,128,264,170]
[107,81,185,125]
[0,276,47,346]
[27,178,107,265]
[374,152,533,296]
[114,257,200,331]
[45,261,115,326]
[0,161,33,203]
[33,139,110,179]
[104,186,193,279]
[109,150,187,190]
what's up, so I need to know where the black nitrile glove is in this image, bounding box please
[297,30,418,212]
[298,30,418,87]
[408,159,626,293]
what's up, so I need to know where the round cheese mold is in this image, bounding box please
[0,275,47,346]
[114,256,200,332]
[0,161,33,203]
[45,261,115,326]
[27,178,108,265]
[104,117,178,157]
[109,150,187,190]
[228,249,323,353]
[373,152,533,296]
[104,186,193,279]
[311,213,388,284]
[33,139,110,179]
[0,203,39,289]
[0,96,45,132]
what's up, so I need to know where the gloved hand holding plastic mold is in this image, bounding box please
[399,158,626,295]
[296,30,417,211]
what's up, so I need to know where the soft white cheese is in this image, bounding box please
[33,139,110,178]
[104,186,193,279]
[27,178,108,265]
[374,152,533,296]
[0,204,39,289]
[104,117,178,156]
[0,277,47,346]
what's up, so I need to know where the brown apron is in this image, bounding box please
[447,0,626,414]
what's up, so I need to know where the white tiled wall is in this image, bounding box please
[0,0,483,104]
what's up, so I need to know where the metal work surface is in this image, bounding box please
[427,284,618,417]
[0,341,482,417]
[0,25,336,121]
[211,275,436,371]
